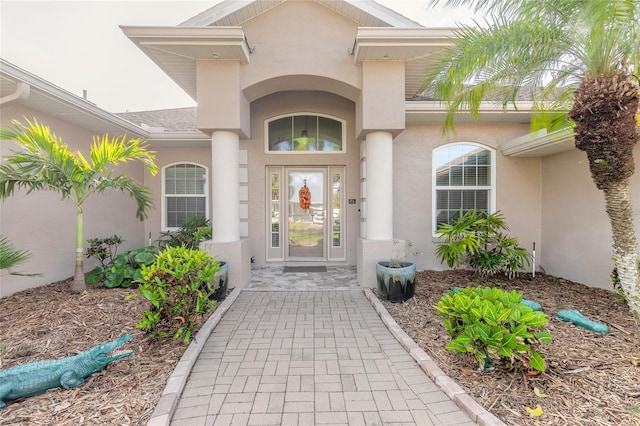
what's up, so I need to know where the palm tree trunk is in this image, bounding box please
[70,207,86,293]
[569,71,640,326]
[603,181,640,325]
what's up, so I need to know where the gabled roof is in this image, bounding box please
[180,0,422,28]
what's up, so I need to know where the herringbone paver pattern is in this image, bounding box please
[169,290,475,425]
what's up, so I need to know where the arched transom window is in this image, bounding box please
[266,113,345,153]
[433,143,495,232]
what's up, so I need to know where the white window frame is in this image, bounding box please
[432,142,496,236]
[264,112,346,154]
[161,162,209,231]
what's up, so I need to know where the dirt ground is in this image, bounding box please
[0,271,639,425]
[382,270,640,425]
[0,279,205,425]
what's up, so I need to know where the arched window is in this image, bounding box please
[162,163,208,229]
[266,113,345,153]
[433,143,495,232]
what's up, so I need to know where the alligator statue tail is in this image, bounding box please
[0,334,133,409]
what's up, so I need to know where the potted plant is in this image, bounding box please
[208,261,228,301]
[376,240,417,303]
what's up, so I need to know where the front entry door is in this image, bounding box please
[287,169,325,259]
[266,166,345,262]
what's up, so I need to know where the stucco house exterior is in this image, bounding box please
[1,0,638,298]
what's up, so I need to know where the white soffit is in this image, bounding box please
[500,128,575,157]
[354,28,455,98]
[180,0,420,28]
[120,26,251,100]
[405,100,536,124]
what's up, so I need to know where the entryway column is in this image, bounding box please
[211,130,240,242]
[365,131,393,240]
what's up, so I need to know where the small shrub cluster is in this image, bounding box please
[436,286,553,372]
[85,235,123,269]
[157,216,212,249]
[128,245,220,344]
[85,236,157,288]
[435,210,530,278]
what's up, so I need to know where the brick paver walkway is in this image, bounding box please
[169,290,476,425]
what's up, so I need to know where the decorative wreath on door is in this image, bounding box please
[299,181,311,213]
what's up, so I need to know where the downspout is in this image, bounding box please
[0,81,31,106]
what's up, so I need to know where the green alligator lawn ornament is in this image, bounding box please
[0,334,133,409]
[557,309,610,334]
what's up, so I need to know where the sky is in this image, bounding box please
[0,0,477,113]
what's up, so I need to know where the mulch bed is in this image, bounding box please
[1,271,639,425]
[381,270,640,425]
[0,279,201,425]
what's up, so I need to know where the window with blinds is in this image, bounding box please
[164,163,207,229]
[434,144,494,229]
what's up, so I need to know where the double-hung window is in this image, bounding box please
[433,143,495,232]
[163,163,208,229]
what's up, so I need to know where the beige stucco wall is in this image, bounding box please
[393,122,541,272]
[541,144,640,289]
[241,0,361,102]
[0,105,147,297]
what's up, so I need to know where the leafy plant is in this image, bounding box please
[436,286,553,372]
[435,210,530,278]
[127,245,220,344]
[86,246,157,288]
[86,235,124,270]
[157,216,212,249]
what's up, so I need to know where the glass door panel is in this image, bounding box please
[287,170,324,259]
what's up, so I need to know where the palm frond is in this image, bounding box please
[426,0,640,131]
[0,235,39,276]
[92,175,155,220]
[89,134,157,175]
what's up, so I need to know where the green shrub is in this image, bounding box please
[435,210,530,278]
[127,245,220,344]
[435,286,553,372]
[85,245,157,288]
[86,235,124,269]
[157,216,212,249]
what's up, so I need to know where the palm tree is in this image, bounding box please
[0,119,157,293]
[426,0,640,323]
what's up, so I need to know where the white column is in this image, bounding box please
[211,131,240,242]
[365,131,393,240]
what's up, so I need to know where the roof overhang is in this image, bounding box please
[145,131,211,149]
[405,100,536,124]
[180,0,422,28]
[500,128,575,157]
[120,26,251,100]
[0,59,146,137]
[354,27,455,98]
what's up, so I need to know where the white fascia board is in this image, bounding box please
[179,0,256,27]
[121,26,251,62]
[0,59,147,137]
[405,100,536,113]
[343,0,423,28]
[500,128,575,157]
[354,27,455,62]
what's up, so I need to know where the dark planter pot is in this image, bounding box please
[209,261,228,301]
[376,261,416,303]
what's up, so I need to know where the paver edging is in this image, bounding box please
[363,288,506,426]
[146,288,243,426]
